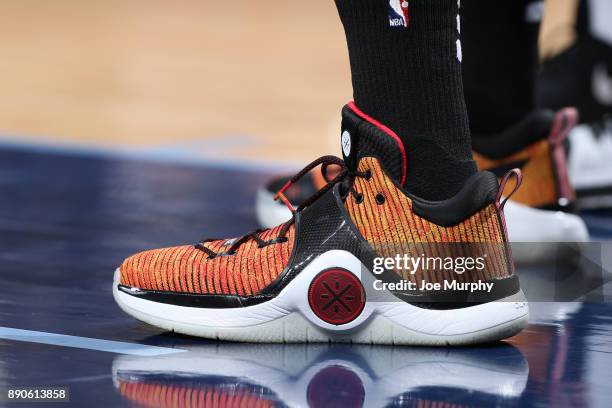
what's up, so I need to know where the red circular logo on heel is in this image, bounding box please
[308,268,365,325]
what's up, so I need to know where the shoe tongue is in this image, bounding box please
[340,103,407,186]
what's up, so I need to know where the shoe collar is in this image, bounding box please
[341,102,407,187]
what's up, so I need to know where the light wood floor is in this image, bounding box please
[0,1,351,163]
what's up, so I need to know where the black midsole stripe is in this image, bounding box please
[118,275,520,310]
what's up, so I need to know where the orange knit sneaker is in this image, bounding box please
[113,103,528,345]
[473,108,579,211]
[471,108,589,246]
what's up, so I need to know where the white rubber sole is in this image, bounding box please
[504,200,590,264]
[114,250,528,345]
[504,200,589,243]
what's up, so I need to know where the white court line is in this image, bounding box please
[0,327,187,356]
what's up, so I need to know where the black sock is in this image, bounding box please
[462,0,542,136]
[334,0,476,201]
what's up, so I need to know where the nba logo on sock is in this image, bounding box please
[388,0,409,28]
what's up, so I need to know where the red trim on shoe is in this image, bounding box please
[496,168,523,272]
[274,180,297,213]
[496,168,523,211]
[549,107,578,204]
[347,101,408,185]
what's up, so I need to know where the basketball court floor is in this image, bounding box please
[1,1,612,407]
[1,145,611,407]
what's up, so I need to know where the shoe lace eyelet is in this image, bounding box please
[355,194,364,204]
[364,170,372,180]
[375,193,385,205]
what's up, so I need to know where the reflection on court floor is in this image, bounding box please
[113,343,528,407]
